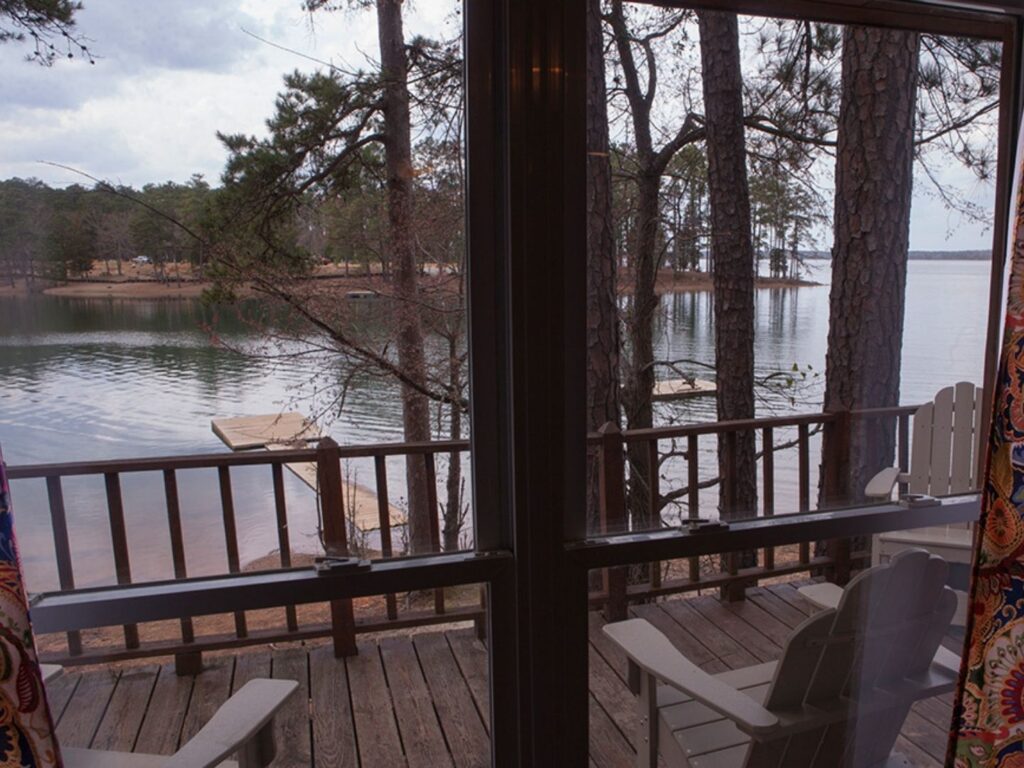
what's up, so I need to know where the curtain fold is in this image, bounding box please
[0,449,62,767]
[949,126,1024,767]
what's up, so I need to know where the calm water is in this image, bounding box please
[0,260,993,590]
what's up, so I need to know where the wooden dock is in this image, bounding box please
[47,582,953,766]
[212,413,406,532]
[652,378,717,401]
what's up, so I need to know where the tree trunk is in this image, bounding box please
[819,26,919,509]
[586,0,621,534]
[623,175,659,531]
[377,0,433,554]
[699,11,758,567]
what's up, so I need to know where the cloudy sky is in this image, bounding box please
[0,1,999,251]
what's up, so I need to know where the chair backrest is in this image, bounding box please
[746,549,957,768]
[909,381,984,496]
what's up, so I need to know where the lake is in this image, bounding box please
[0,259,993,590]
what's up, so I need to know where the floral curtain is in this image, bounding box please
[0,450,62,767]
[950,126,1024,767]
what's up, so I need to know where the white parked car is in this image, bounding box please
[133,255,151,265]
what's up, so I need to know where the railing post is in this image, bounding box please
[598,423,628,622]
[317,437,358,657]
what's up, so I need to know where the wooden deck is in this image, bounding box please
[47,582,956,766]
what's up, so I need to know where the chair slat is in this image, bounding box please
[950,382,977,493]
[763,611,833,711]
[927,386,955,495]
[972,385,986,490]
[908,403,934,494]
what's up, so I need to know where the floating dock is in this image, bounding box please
[211,413,406,532]
[652,378,717,401]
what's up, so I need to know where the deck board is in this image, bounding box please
[309,644,359,768]
[414,631,490,768]
[381,636,453,768]
[50,588,955,766]
[56,667,118,748]
[272,647,312,768]
[91,664,159,752]
[133,663,193,755]
[179,656,233,745]
[347,641,406,767]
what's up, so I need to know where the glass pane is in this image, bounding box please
[2,9,497,763]
[3,0,477,658]
[583,1,1000,544]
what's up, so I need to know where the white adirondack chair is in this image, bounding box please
[866,382,982,623]
[604,549,960,768]
[52,672,298,767]
[865,381,984,502]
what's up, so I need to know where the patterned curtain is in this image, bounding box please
[0,449,62,767]
[949,126,1024,767]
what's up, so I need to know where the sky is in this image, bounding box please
[0,1,999,251]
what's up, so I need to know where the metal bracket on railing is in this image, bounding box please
[313,556,372,576]
[683,518,731,534]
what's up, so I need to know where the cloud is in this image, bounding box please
[0,0,266,114]
[76,1,264,73]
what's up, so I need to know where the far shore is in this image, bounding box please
[1,265,820,301]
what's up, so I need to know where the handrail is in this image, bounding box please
[612,411,838,444]
[6,438,472,479]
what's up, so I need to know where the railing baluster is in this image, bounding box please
[271,463,298,633]
[762,427,775,571]
[646,439,661,589]
[217,466,247,639]
[163,470,195,644]
[798,424,810,565]
[375,455,398,620]
[424,453,445,615]
[46,476,81,656]
[104,472,139,649]
[687,434,699,583]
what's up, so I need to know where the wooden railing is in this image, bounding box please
[8,437,474,671]
[589,404,920,618]
[9,404,922,669]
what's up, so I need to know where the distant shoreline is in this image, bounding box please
[1,269,822,301]
[802,249,990,261]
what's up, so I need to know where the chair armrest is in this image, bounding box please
[866,467,903,500]
[603,619,778,736]
[40,663,64,684]
[163,678,298,768]
[797,583,843,611]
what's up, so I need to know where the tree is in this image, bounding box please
[371,0,434,554]
[0,178,49,285]
[698,10,758,569]
[0,0,91,65]
[607,2,704,531]
[819,26,919,506]
[46,186,96,278]
[586,0,620,530]
[213,4,465,556]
